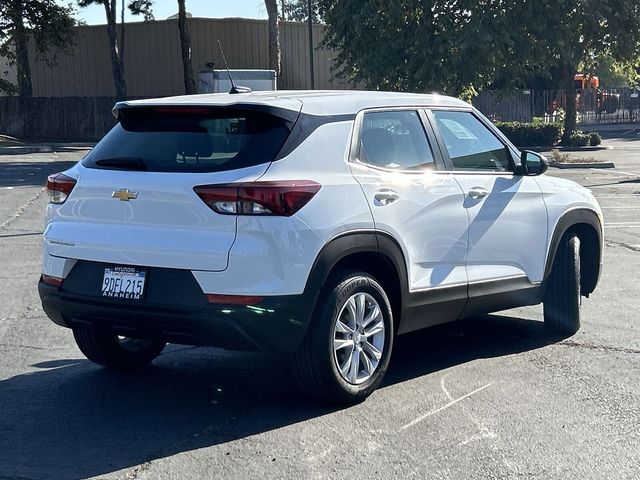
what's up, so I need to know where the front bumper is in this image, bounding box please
[38,261,315,353]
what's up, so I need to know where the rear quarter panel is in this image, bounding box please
[195,120,375,297]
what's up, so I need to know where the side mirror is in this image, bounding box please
[519,150,549,176]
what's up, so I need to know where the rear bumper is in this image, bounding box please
[38,279,314,353]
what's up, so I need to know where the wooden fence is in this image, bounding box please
[0,97,117,142]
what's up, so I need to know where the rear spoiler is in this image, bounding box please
[112,101,302,126]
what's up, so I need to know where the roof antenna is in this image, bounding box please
[217,40,251,94]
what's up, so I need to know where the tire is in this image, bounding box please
[73,328,166,369]
[543,233,581,335]
[291,270,394,405]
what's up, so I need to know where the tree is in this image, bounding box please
[265,0,281,75]
[319,1,640,141]
[586,57,640,88]
[526,1,640,141]
[0,0,76,96]
[318,1,519,96]
[77,0,153,100]
[281,0,321,22]
[177,0,196,94]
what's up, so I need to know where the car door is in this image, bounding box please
[349,109,469,332]
[427,109,548,302]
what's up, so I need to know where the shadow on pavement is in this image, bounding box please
[0,160,77,188]
[0,313,561,480]
[590,128,640,142]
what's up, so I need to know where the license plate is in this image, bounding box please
[101,266,146,300]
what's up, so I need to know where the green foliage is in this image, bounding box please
[129,0,154,20]
[282,0,321,22]
[497,123,600,148]
[0,1,76,62]
[77,0,154,21]
[565,133,590,147]
[458,85,478,104]
[318,0,522,95]
[318,0,640,143]
[0,0,77,95]
[557,131,602,147]
[588,132,602,146]
[0,78,18,95]
[518,1,640,140]
[581,56,640,88]
[495,122,562,147]
[532,113,564,126]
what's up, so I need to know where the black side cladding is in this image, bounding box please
[542,209,602,296]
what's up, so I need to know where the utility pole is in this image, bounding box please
[307,0,315,89]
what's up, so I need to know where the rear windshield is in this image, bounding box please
[83,107,292,173]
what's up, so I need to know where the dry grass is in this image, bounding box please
[549,149,599,164]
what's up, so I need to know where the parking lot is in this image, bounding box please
[1,132,639,480]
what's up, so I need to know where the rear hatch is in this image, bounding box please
[45,101,301,271]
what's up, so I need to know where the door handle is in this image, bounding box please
[467,187,489,200]
[374,189,400,206]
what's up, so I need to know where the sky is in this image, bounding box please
[63,0,266,25]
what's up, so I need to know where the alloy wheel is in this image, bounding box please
[333,292,385,385]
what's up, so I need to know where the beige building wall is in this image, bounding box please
[27,17,349,97]
[1,52,18,95]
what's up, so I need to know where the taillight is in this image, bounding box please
[41,274,64,287]
[46,173,76,204]
[194,181,321,217]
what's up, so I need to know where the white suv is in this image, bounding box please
[39,91,603,404]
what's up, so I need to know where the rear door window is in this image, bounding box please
[83,107,292,173]
[358,110,436,171]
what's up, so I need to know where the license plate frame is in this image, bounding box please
[101,265,147,300]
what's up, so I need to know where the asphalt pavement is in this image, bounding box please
[0,135,639,480]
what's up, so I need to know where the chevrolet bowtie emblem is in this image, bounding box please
[112,189,138,201]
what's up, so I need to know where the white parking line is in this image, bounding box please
[605,223,640,228]
[601,206,640,210]
[590,168,640,177]
[595,195,640,199]
[401,382,493,430]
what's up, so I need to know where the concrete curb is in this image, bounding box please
[550,162,615,169]
[0,145,93,155]
[524,145,612,152]
[554,146,612,152]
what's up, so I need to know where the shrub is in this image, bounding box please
[588,132,602,146]
[495,122,562,147]
[567,133,590,147]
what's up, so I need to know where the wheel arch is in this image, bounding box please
[544,208,603,297]
[302,231,408,331]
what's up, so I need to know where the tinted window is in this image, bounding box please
[433,111,511,172]
[84,108,291,173]
[359,111,435,170]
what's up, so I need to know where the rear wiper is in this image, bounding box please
[94,157,148,171]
